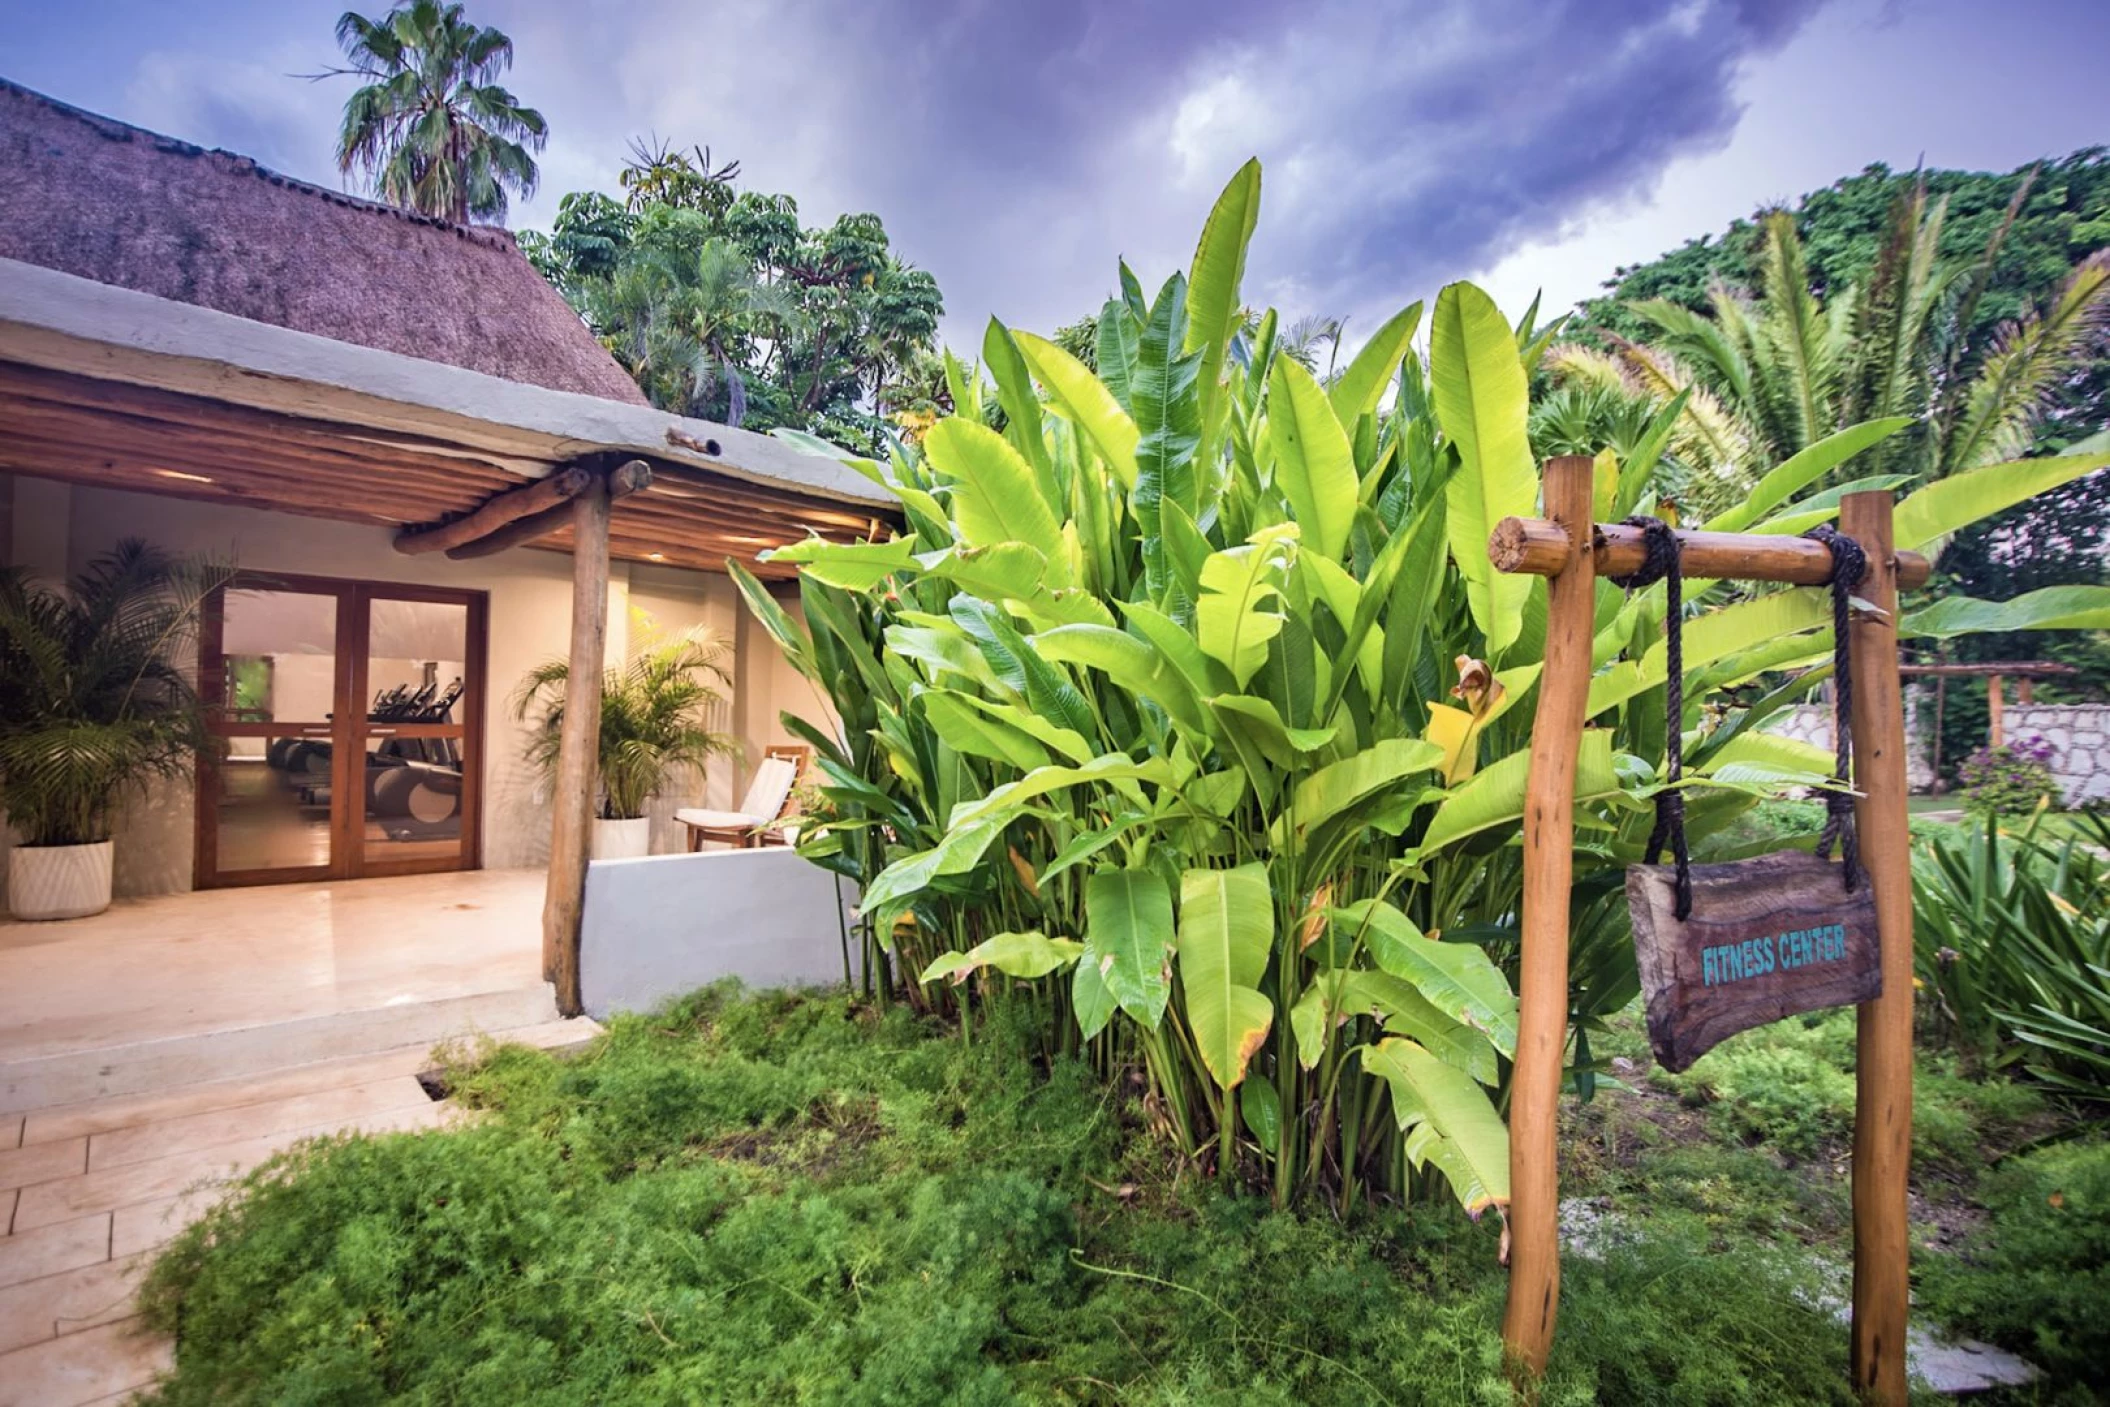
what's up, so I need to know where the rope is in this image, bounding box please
[1802,524,1868,894]
[1609,517,1691,919]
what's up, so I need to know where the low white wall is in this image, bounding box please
[2002,704,2110,806]
[577,849,859,1018]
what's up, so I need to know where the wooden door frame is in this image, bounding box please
[194,571,488,889]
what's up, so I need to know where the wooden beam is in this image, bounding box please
[608,458,653,500]
[1843,490,1914,1405]
[542,474,611,1018]
[1500,456,1596,1383]
[395,466,593,555]
[1490,517,1933,592]
[1899,661,2079,677]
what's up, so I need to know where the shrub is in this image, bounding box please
[1918,1139,2110,1386]
[1915,816,2110,1100]
[140,988,1870,1406]
[1956,734,2060,818]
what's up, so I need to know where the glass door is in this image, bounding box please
[198,576,486,888]
[351,589,484,876]
[198,582,351,886]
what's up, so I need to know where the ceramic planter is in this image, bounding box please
[590,816,652,861]
[8,841,115,920]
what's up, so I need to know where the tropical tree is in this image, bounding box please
[735,161,2110,1220]
[527,149,943,450]
[1547,180,2110,513]
[514,625,737,821]
[328,1,547,224]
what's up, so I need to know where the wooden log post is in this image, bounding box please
[1988,674,2006,745]
[1501,455,1597,1380]
[1841,490,1913,1405]
[541,469,613,1016]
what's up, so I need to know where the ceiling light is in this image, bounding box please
[646,551,666,562]
[151,468,214,484]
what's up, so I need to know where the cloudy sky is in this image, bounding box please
[8,0,2107,347]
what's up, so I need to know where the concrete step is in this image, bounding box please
[0,986,563,1115]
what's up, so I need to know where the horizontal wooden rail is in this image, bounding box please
[1489,517,1931,592]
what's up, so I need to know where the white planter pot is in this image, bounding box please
[8,841,115,921]
[590,817,653,861]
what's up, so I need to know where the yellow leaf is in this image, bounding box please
[1426,703,1479,785]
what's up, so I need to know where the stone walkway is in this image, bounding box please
[0,1019,594,1405]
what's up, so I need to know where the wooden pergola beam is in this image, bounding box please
[396,465,594,555]
[1898,661,2080,678]
[437,460,653,561]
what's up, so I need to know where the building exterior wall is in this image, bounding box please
[1998,704,2110,807]
[0,472,832,904]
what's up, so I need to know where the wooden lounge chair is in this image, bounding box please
[675,749,802,851]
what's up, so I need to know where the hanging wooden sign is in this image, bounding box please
[1627,849,1881,1072]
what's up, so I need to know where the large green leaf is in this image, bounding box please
[1334,900,1517,1055]
[1332,970,1499,1083]
[1269,356,1359,560]
[918,543,1050,603]
[1291,738,1446,825]
[1035,623,1207,733]
[1360,1038,1510,1214]
[920,931,1084,984]
[1185,158,1262,452]
[1014,330,1140,491]
[1430,282,1536,659]
[1177,864,1274,1090]
[763,537,918,592]
[1893,449,2110,551]
[1905,586,2110,639]
[1195,531,1294,689]
[983,318,1055,497]
[1206,694,1337,772]
[948,753,1169,830]
[1133,274,1205,598]
[1587,590,1832,716]
[860,814,1010,915]
[1702,418,1913,532]
[920,689,1049,771]
[940,692,1094,765]
[923,418,1064,563]
[1328,301,1423,427]
[1086,867,1176,1029]
[1419,729,1617,854]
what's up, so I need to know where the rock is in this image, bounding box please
[1906,1327,2039,1395]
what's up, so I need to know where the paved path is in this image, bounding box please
[0,1019,593,1405]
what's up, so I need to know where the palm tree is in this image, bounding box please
[513,626,737,822]
[1550,178,2110,499]
[330,2,547,224]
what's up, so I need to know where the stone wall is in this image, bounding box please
[1767,685,1937,792]
[1999,705,2110,806]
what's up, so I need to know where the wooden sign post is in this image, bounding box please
[1488,458,1926,1404]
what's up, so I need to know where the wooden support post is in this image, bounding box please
[1841,491,1913,1405]
[1987,674,2005,747]
[541,470,612,1016]
[2017,677,2034,705]
[394,465,593,555]
[1501,456,1597,1381]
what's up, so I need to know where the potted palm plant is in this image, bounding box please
[0,542,228,920]
[514,624,738,859]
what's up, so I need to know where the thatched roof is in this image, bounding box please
[0,77,646,406]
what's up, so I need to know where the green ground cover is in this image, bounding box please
[139,985,2104,1406]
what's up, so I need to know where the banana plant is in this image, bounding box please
[745,163,2110,1217]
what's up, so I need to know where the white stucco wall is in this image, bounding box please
[2000,704,2110,806]
[0,472,832,902]
[1766,685,1937,793]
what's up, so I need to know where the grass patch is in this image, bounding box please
[142,985,1886,1406]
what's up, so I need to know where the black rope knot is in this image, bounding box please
[1613,517,1692,919]
[1802,525,1867,895]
